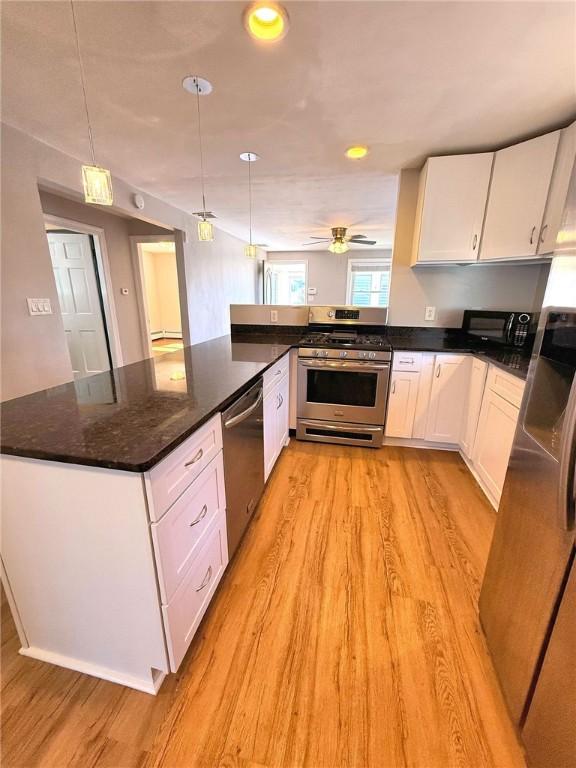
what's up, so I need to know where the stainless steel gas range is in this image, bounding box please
[296,306,391,447]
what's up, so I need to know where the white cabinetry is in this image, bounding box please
[425,354,469,443]
[470,367,525,506]
[412,153,493,264]
[460,357,488,460]
[385,371,420,438]
[263,353,290,481]
[480,131,560,261]
[538,121,576,255]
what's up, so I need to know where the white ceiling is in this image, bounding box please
[2,1,575,251]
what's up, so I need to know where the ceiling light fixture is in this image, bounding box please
[240,151,260,259]
[345,145,369,160]
[183,75,214,242]
[328,240,349,254]
[70,1,113,205]
[243,2,289,42]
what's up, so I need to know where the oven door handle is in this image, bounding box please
[299,420,383,434]
[298,360,390,372]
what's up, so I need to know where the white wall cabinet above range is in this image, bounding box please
[538,121,576,255]
[263,353,290,481]
[411,153,494,264]
[480,131,560,261]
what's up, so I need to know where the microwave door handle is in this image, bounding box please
[505,313,515,344]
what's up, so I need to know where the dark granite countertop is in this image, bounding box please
[0,336,291,472]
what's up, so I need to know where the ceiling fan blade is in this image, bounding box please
[353,239,377,245]
[302,241,329,246]
[349,234,368,240]
[307,236,331,240]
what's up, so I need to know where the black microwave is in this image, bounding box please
[462,310,536,348]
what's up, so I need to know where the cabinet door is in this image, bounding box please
[263,387,278,482]
[385,371,420,438]
[412,153,493,263]
[460,358,488,459]
[538,121,576,254]
[480,131,560,260]
[425,355,469,443]
[276,374,290,454]
[472,389,519,503]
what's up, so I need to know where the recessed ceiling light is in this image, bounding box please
[243,2,289,42]
[345,145,369,160]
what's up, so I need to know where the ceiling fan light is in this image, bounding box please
[244,2,289,41]
[82,165,113,206]
[328,241,349,255]
[198,219,214,242]
[245,244,258,259]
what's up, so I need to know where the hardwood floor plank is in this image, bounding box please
[1,443,525,768]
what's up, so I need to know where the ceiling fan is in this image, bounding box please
[302,226,377,254]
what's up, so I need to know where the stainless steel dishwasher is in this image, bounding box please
[221,378,265,558]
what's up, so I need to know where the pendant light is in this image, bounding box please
[183,76,214,242]
[240,151,260,258]
[70,1,113,206]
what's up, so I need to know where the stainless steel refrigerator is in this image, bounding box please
[479,162,576,767]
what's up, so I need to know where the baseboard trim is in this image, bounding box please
[19,646,165,695]
[459,452,499,511]
[383,437,459,451]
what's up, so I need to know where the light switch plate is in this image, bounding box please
[27,298,53,316]
[425,306,436,321]
[270,310,278,323]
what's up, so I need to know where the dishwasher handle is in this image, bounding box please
[223,389,263,429]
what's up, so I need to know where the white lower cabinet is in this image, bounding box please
[471,388,519,504]
[385,371,420,438]
[460,357,488,460]
[425,354,469,443]
[263,354,290,481]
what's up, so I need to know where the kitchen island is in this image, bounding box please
[1,335,291,693]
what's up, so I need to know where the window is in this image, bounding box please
[264,261,307,305]
[346,259,391,307]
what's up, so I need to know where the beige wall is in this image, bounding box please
[141,248,182,336]
[388,169,550,328]
[267,249,392,305]
[1,123,258,400]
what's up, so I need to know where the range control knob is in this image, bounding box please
[314,349,322,357]
[358,351,367,359]
[369,351,376,359]
[339,350,348,358]
[327,310,335,318]
[518,313,530,324]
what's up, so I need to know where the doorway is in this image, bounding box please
[131,237,183,358]
[44,215,122,379]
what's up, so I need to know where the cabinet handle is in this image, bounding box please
[189,504,208,527]
[472,233,478,251]
[392,381,396,394]
[195,565,213,592]
[539,224,548,244]
[530,225,537,245]
[185,448,203,467]
[275,369,282,376]
[277,393,283,410]
[435,364,441,378]
[399,359,414,364]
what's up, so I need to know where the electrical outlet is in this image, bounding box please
[270,310,278,323]
[425,306,436,322]
[27,298,52,316]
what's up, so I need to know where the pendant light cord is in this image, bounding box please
[195,80,208,219]
[70,0,96,166]
[248,153,253,245]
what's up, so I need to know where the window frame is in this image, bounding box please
[345,257,392,308]
[264,259,308,306]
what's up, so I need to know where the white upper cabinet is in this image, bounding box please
[412,153,494,264]
[480,131,560,261]
[538,121,576,255]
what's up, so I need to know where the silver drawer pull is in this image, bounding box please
[184,448,203,467]
[392,381,396,394]
[196,565,213,592]
[539,223,548,244]
[399,359,414,364]
[530,225,536,245]
[277,393,283,409]
[435,364,441,378]
[189,504,208,527]
[275,369,282,376]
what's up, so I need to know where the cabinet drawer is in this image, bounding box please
[263,354,289,393]
[152,453,226,603]
[392,351,422,372]
[486,365,525,408]
[147,414,223,521]
[162,511,228,672]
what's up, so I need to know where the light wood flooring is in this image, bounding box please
[1,442,526,768]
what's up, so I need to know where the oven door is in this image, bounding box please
[297,357,390,424]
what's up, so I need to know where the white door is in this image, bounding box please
[472,389,519,503]
[48,232,111,379]
[385,371,420,438]
[480,131,560,260]
[460,357,488,459]
[425,354,469,443]
[413,153,493,263]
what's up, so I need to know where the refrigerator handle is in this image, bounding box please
[558,374,576,531]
